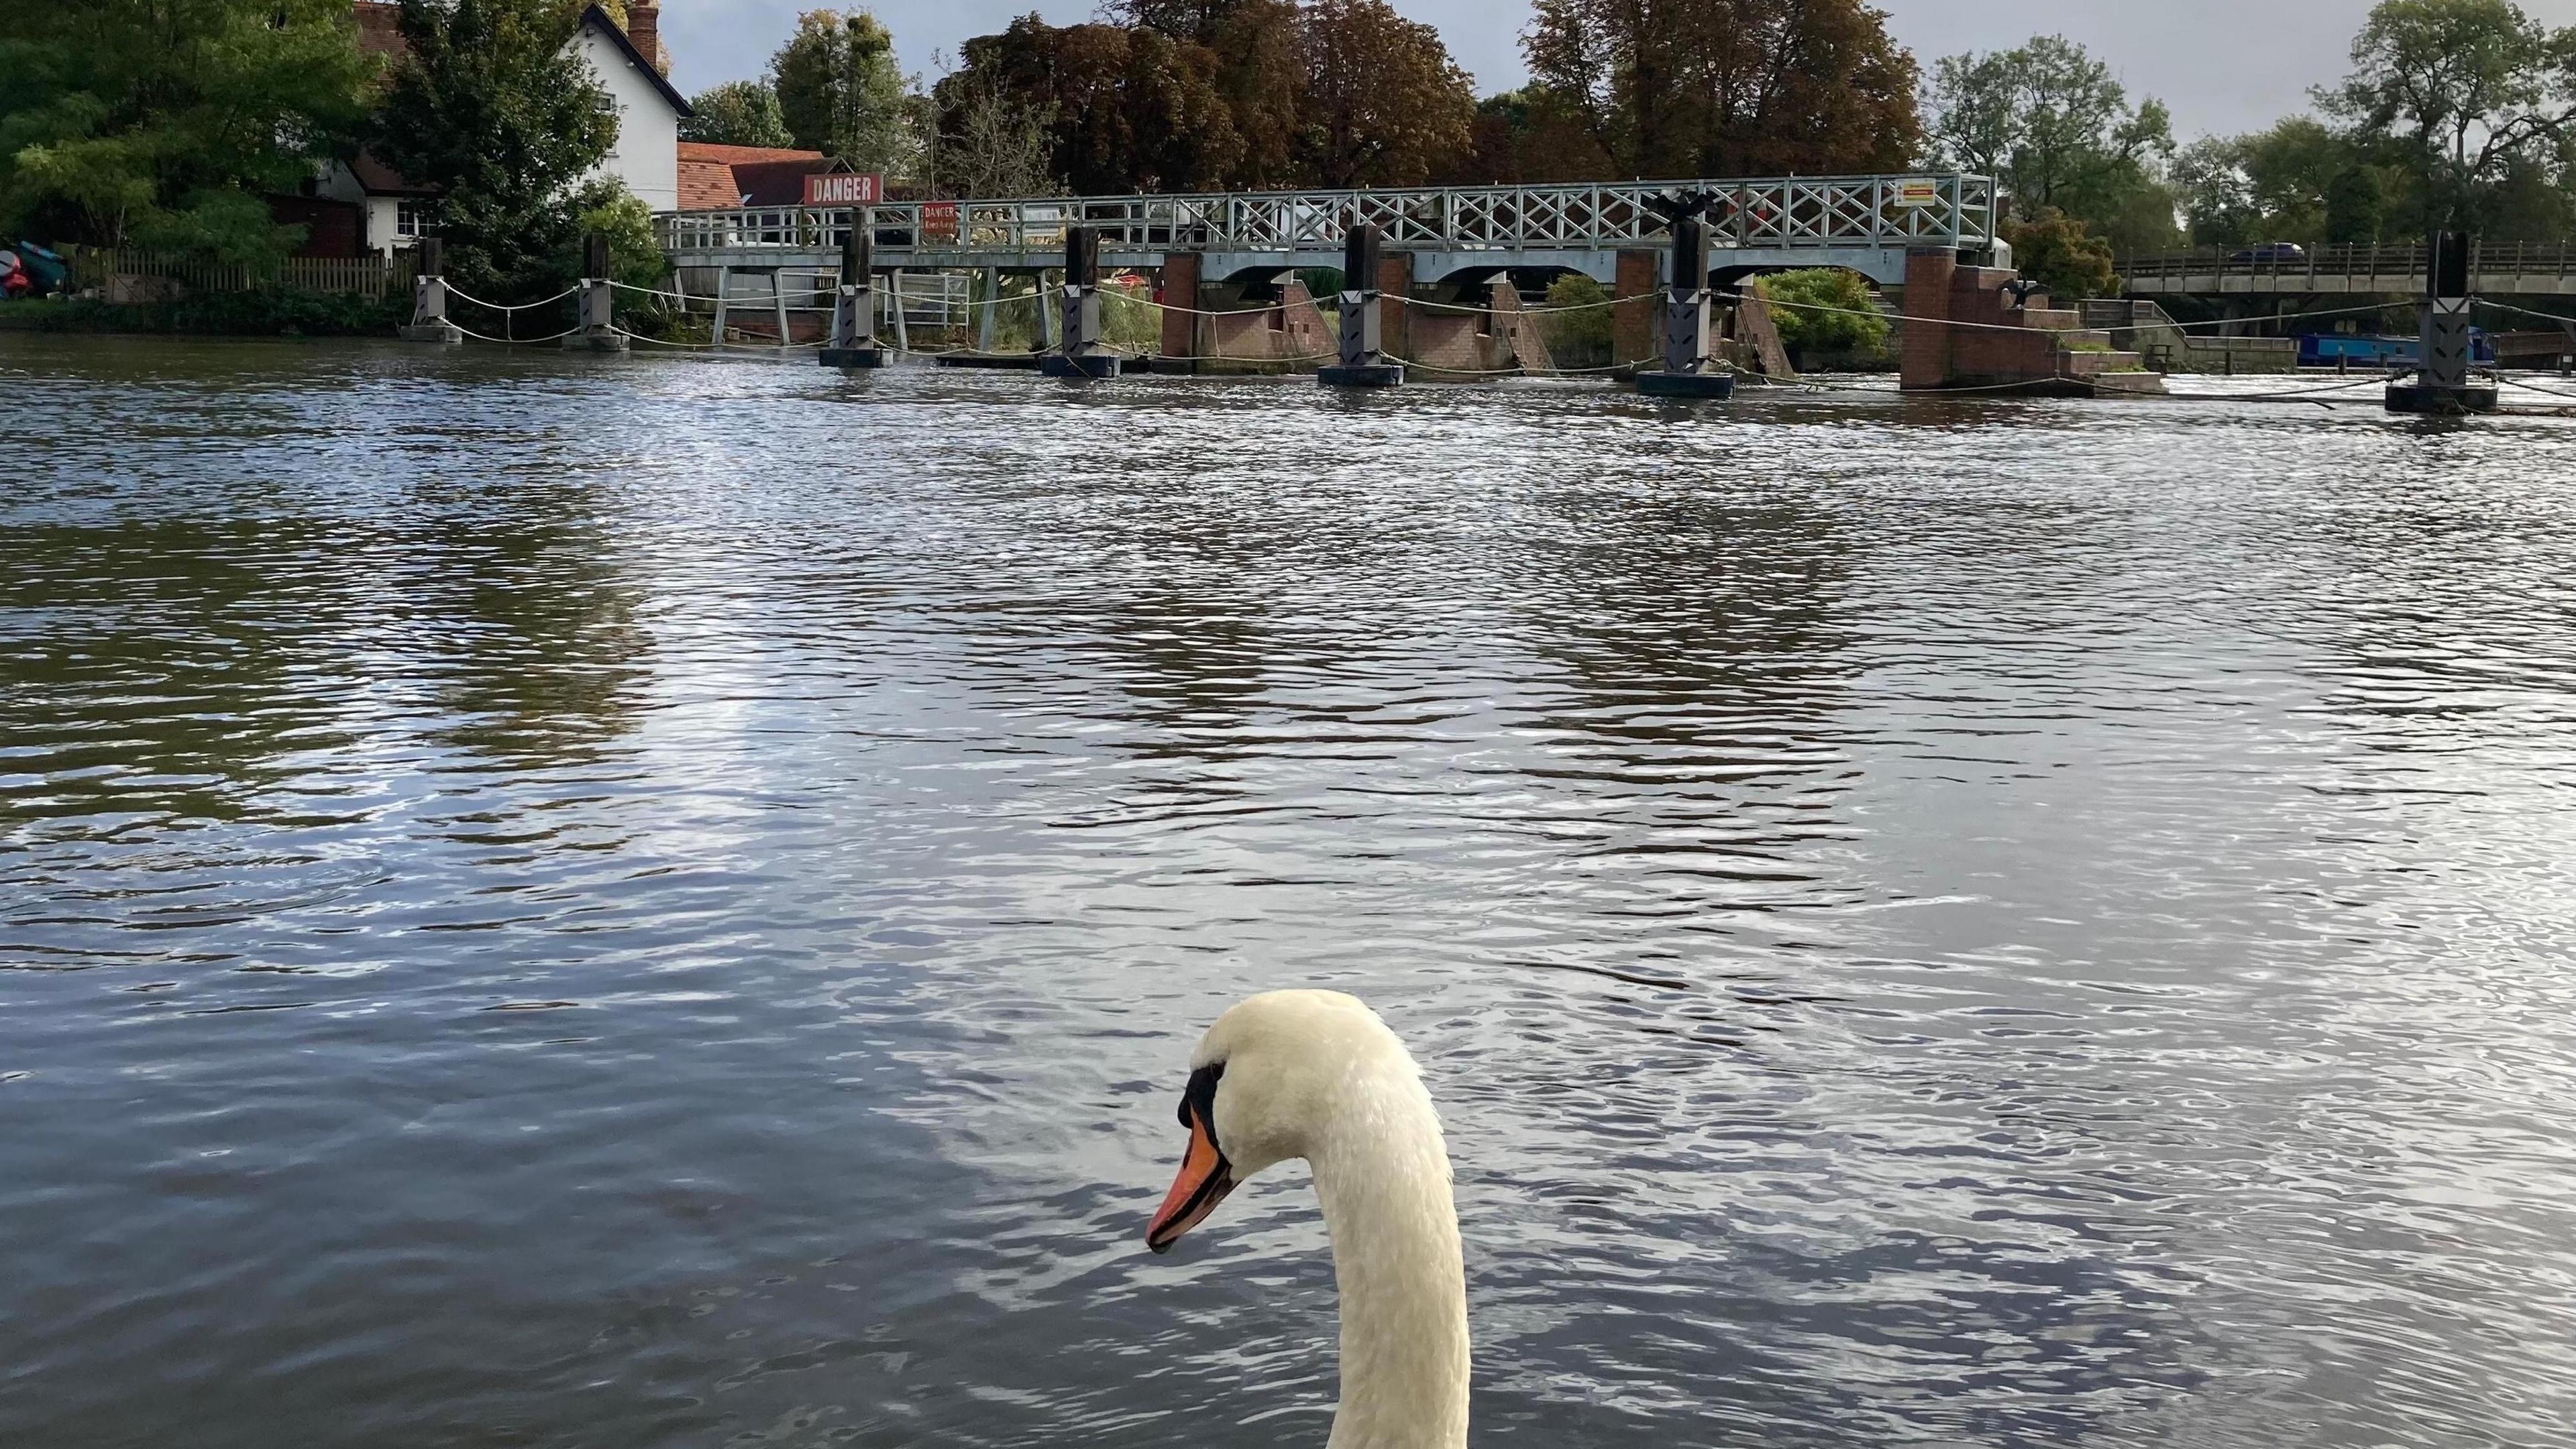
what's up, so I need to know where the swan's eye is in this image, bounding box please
[1179,1061,1225,1138]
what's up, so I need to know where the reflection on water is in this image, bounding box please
[4,335,2575,1448]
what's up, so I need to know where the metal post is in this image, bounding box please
[398,236,461,344]
[771,270,791,350]
[1036,270,1057,354]
[822,219,883,368]
[564,232,626,351]
[712,266,731,347]
[890,268,909,354]
[1042,229,1120,378]
[979,265,999,353]
[1321,223,1400,388]
[2388,230,2495,414]
[1639,210,1731,398]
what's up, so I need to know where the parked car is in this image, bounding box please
[2230,242,2308,264]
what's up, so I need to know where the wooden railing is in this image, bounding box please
[64,247,419,299]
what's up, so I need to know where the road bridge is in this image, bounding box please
[2123,242,2576,299]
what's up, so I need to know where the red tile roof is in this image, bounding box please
[677,143,828,166]
[678,158,745,212]
[674,144,841,210]
[354,0,407,60]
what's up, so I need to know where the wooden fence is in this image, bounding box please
[64,247,418,299]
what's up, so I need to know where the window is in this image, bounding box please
[395,200,431,239]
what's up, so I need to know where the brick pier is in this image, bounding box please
[1901,247,2164,396]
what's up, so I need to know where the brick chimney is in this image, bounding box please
[626,1,662,72]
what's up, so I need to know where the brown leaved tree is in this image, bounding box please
[1297,0,1477,187]
[1524,0,1921,178]
[947,17,1242,194]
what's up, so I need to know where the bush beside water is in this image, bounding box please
[0,290,407,336]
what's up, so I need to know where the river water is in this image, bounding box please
[5,336,2575,1448]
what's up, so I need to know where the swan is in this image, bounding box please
[1143,989,1468,1449]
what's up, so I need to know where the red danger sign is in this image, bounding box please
[804,172,883,207]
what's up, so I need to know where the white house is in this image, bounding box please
[311,2,690,256]
[571,3,686,213]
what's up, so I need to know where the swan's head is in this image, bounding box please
[1144,989,1416,1253]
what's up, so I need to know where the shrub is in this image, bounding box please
[1538,272,1613,365]
[2002,209,2118,303]
[1754,268,1888,358]
[0,289,405,335]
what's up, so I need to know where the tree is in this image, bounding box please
[1925,34,2176,233]
[370,0,616,299]
[0,0,372,257]
[2004,209,2117,301]
[773,9,921,175]
[2171,118,2407,247]
[945,17,1240,194]
[1203,0,1305,187]
[923,68,1059,197]
[1448,87,1615,184]
[1524,0,1920,178]
[2318,0,2576,231]
[1297,0,1474,187]
[683,79,795,148]
[1756,268,1888,359]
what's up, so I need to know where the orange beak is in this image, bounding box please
[1144,1112,1235,1253]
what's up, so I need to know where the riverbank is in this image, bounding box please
[0,290,405,337]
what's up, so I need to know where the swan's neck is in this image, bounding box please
[1311,1084,1467,1449]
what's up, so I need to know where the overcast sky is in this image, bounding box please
[663,0,2576,145]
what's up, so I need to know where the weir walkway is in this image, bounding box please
[655,172,2001,292]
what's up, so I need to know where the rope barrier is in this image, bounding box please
[449,322,581,345]
[607,280,696,305]
[1752,292,2398,337]
[441,283,580,314]
[602,324,822,352]
[2497,375,2576,402]
[1403,357,1640,378]
[2469,297,2576,327]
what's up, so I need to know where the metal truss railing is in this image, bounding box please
[657,173,1998,259]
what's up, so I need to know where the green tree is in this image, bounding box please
[1525,0,1920,178]
[2318,0,2576,232]
[682,79,795,148]
[1756,269,1888,358]
[0,0,372,257]
[773,9,921,175]
[370,0,616,300]
[1297,0,1474,187]
[2004,209,2118,301]
[2172,118,2408,248]
[1925,34,2176,241]
[2324,164,2394,242]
